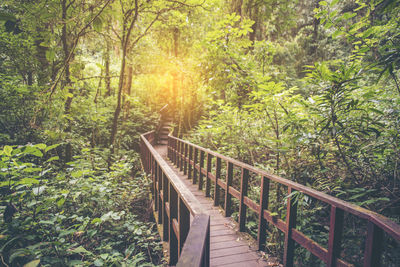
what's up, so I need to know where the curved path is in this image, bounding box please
[154,144,279,267]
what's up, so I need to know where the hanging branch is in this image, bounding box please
[47,0,112,99]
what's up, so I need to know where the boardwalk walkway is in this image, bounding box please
[154,144,273,267]
[141,129,400,267]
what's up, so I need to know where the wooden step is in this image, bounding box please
[158,140,168,145]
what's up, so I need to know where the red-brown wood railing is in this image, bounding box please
[140,131,210,267]
[167,135,400,267]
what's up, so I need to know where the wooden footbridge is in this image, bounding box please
[139,112,400,267]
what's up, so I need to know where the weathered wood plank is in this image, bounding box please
[210,240,245,250]
[210,246,252,259]
[211,252,259,266]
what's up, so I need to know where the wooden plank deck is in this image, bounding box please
[154,145,272,267]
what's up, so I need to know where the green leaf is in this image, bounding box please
[39,220,55,225]
[45,50,55,61]
[70,246,92,255]
[57,197,65,207]
[24,259,40,267]
[330,0,339,6]
[24,146,43,157]
[342,12,356,20]
[18,178,40,185]
[10,249,31,263]
[45,144,60,152]
[93,17,103,32]
[94,259,104,266]
[319,1,327,6]
[32,186,46,195]
[46,156,59,163]
[34,144,47,150]
[3,145,12,156]
[91,218,101,224]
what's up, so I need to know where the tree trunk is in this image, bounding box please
[231,0,243,17]
[61,0,73,163]
[123,63,133,119]
[104,32,112,97]
[109,49,126,153]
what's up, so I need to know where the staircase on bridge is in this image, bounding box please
[140,115,400,267]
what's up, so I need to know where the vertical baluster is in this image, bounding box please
[145,148,147,171]
[188,146,193,179]
[239,168,249,231]
[363,221,383,267]
[214,157,221,206]
[173,138,177,164]
[146,150,150,173]
[157,166,162,222]
[199,151,205,190]
[193,148,198,184]
[205,154,212,197]
[224,162,233,217]
[162,174,169,242]
[178,198,190,256]
[176,141,180,168]
[184,143,188,175]
[327,206,344,267]
[180,142,184,172]
[283,187,297,267]
[258,176,270,250]
[169,184,178,265]
[153,160,158,211]
[167,136,170,158]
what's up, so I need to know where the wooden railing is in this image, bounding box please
[140,131,210,267]
[168,135,400,267]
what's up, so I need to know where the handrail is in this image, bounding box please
[168,135,400,267]
[159,104,169,113]
[140,131,210,266]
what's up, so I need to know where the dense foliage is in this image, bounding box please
[1,0,399,266]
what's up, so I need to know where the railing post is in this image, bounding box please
[363,221,383,267]
[162,173,169,242]
[157,166,162,222]
[184,143,188,175]
[188,145,193,179]
[169,184,179,265]
[283,187,297,267]
[258,176,270,250]
[327,206,344,267]
[167,136,171,159]
[179,198,190,256]
[177,141,181,169]
[205,154,212,197]
[153,160,158,211]
[199,151,205,190]
[224,162,233,217]
[180,142,184,172]
[239,168,249,231]
[173,138,177,164]
[214,157,221,206]
[193,148,198,184]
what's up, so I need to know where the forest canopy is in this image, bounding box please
[0,0,399,266]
